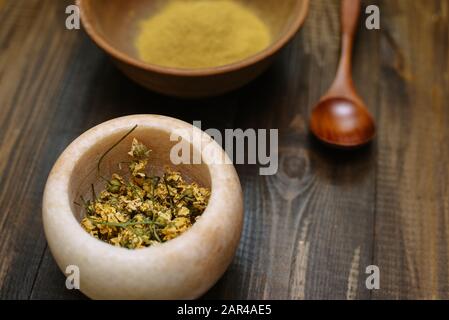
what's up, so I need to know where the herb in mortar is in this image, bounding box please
[80,138,210,249]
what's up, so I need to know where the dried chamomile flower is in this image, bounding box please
[107,174,124,193]
[128,138,151,159]
[162,217,192,241]
[176,206,190,217]
[79,136,210,249]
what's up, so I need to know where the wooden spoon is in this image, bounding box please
[310,0,375,148]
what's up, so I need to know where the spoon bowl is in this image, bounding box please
[310,97,375,148]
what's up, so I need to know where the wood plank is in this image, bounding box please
[373,0,449,299]
[207,0,379,299]
[0,0,82,299]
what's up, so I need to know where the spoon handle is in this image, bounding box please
[328,0,361,98]
[341,0,361,39]
[339,0,361,74]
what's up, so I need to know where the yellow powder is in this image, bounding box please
[135,0,271,69]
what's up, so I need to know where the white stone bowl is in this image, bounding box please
[42,115,243,299]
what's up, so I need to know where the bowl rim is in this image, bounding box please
[76,0,310,77]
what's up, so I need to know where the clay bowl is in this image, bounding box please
[42,115,243,299]
[77,0,309,98]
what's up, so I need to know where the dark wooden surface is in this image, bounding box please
[1,0,448,300]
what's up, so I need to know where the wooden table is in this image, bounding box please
[1,0,448,300]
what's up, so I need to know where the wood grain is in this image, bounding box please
[373,0,449,299]
[0,0,448,300]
